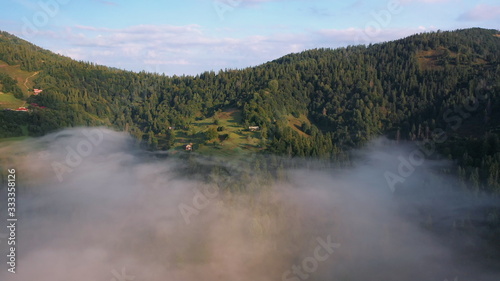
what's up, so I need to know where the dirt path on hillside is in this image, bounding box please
[24,71,39,89]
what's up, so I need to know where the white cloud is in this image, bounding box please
[57,24,308,74]
[48,24,438,76]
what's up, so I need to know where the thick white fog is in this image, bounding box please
[0,128,499,281]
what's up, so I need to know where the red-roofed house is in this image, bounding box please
[15,107,28,112]
[33,89,43,95]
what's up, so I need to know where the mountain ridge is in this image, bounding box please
[0,27,499,191]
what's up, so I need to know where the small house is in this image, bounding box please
[15,107,28,112]
[185,143,193,151]
[249,126,260,131]
[33,89,43,95]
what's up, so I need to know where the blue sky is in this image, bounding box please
[1,0,499,75]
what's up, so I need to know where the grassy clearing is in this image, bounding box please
[158,109,312,155]
[0,92,25,109]
[416,47,489,71]
[0,60,38,98]
[286,114,311,138]
[168,108,265,156]
[416,48,448,71]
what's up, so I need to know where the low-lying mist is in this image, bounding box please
[0,128,499,281]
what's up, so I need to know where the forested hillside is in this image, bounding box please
[0,28,499,192]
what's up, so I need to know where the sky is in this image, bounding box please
[0,0,499,76]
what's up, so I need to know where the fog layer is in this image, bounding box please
[0,128,498,281]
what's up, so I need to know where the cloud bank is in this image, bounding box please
[37,24,436,76]
[0,128,499,280]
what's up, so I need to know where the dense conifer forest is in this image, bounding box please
[0,28,499,193]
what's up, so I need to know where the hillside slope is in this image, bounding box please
[0,28,499,189]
